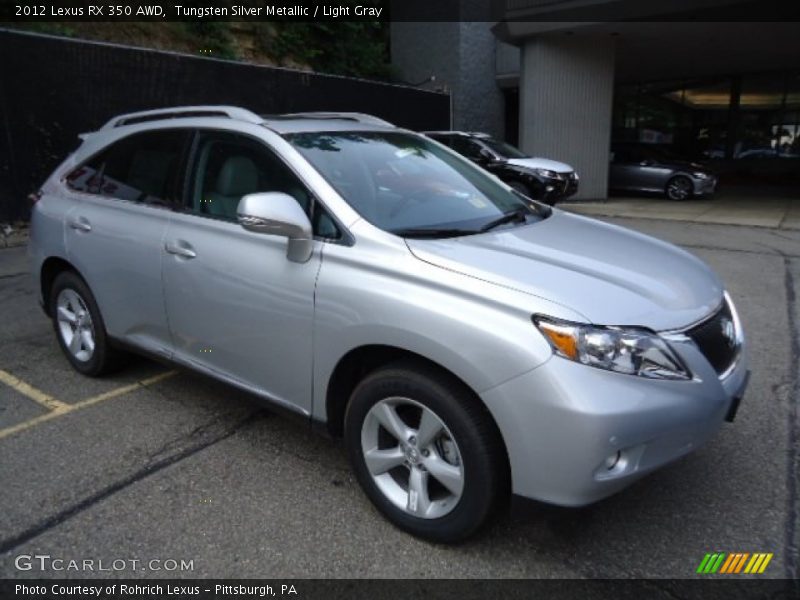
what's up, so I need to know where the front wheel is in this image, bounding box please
[665,175,693,201]
[344,361,508,543]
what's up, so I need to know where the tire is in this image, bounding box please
[665,175,693,201]
[344,360,509,543]
[49,271,125,376]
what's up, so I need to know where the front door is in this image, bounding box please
[161,129,322,414]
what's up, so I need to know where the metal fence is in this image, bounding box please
[0,29,450,221]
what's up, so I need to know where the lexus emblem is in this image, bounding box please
[721,318,736,348]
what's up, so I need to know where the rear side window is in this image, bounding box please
[65,130,189,206]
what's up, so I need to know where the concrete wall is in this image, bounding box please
[454,23,504,137]
[390,22,504,138]
[519,36,616,200]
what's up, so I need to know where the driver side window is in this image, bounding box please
[187,131,340,239]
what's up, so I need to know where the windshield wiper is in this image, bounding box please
[391,227,478,239]
[479,207,530,233]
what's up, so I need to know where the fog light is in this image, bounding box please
[546,185,554,192]
[604,451,621,470]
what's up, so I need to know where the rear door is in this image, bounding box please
[63,129,190,356]
[161,129,324,414]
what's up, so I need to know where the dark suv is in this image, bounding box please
[609,143,717,200]
[424,131,578,205]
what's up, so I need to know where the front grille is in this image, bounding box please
[686,301,739,374]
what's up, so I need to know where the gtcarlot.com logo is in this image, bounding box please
[696,552,773,574]
[14,554,194,573]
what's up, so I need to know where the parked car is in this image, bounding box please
[610,143,717,200]
[30,107,748,542]
[423,131,578,205]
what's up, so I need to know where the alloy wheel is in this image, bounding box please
[667,177,692,200]
[360,397,464,519]
[56,288,96,362]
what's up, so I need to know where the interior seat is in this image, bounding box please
[206,156,259,220]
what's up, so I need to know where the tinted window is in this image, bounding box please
[287,131,548,234]
[450,137,485,160]
[66,130,188,206]
[481,137,529,159]
[426,134,453,147]
[188,131,339,238]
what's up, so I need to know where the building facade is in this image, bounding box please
[392,1,800,200]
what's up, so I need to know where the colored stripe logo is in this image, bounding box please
[696,552,773,574]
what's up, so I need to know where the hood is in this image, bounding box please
[406,211,723,331]
[506,157,574,174]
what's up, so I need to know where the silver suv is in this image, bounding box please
[29,106,749,542]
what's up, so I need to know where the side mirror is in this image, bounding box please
[237,192,313,263]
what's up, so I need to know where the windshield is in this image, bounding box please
[480,137,529,159]
[286,131,548,236]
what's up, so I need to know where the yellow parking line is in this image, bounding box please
[0,369,70,412]
[73,371,177,410]
[0,371,177,441]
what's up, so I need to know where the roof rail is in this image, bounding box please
[100,106,263,129]
[276,112,395,127]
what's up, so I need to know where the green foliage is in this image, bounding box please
[12,19,390,80]
[13,23,76,38]
[182,22,238,60]
[266,22,390,80]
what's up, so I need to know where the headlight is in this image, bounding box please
[693,172,709,179]
[533,317,691,380]
[532,168,561,179]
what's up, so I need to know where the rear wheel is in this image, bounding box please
[665,175,693,201]
[344,361,508,542]
[50,271,124,376]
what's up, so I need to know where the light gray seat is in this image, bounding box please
[207,156,259,220]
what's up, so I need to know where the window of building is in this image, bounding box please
[612,70,800,182]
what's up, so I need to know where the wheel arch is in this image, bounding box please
[665,172,695,199]
[323,344,509,465]
[40,256,83,316]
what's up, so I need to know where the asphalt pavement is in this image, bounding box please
[0,216,798,580]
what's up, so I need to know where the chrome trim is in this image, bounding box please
[659,292,744,381]
[718,291,745,381]
[658,297,726,336]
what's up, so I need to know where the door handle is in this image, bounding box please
[165,241,197,259]
[68,217,92,232]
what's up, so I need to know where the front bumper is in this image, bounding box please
[693,175,717,196]
[541,173,579,201]
[480,336,748,506]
